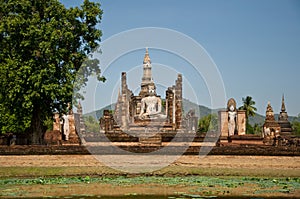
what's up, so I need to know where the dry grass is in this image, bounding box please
[0,155,299,178]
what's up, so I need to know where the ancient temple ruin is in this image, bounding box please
[100,48,197,136]
[263,102,281,134]
[262,101,281,144]
[262,95,294,145]
[50,103,84,145]
[263,96,293,138]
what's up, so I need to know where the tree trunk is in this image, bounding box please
[30,104,44,144]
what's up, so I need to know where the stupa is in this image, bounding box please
[278,95,292,135]
[262,102,281,144]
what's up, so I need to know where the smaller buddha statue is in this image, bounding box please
[227,98,237,136]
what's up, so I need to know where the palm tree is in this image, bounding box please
[239,96,257,134]
[239,96,257,118]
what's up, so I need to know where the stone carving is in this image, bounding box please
[139,85,167,120]
[9,134,17,146]
[62,114,70,140]
[227,98,237,136]
[263,126,272,138]
[183,109,198,132]
[53,113,61,132]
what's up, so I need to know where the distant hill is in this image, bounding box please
[84,103,116,120]
[85,98,300,125]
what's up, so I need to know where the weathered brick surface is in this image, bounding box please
[0,144,299,156]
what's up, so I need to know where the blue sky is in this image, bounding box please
[61,0,300,116]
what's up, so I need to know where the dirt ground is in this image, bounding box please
[0,155,299,178]
[0,155,299,170]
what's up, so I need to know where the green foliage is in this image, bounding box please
[1,176,299,193]
[161,99,166,109]
[84,115,99,132]
[0,0,104,142]
[245,123,262,135]
[239,96,257,118]
[246,123,254,134]
[198,113,218,133]
[0,176,92,185]
[253,123,262,135]
[43,116,53,131]
[239,96,257,134]
[291,114,300,136]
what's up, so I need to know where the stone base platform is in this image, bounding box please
[220,135,264,146]
[129,120,175,132]
[0,145,300,156]
[139,134,162,146]
[84,131,219,143]
[82,130,218,153]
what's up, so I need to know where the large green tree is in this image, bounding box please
[239,96,257,134]
[0,0,104,144]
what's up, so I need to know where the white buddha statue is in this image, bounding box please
[139,85,167,120]
[228,104,237,136]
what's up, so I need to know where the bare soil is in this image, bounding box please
[0,155,299,170]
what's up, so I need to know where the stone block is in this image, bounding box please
[218,111,228,137]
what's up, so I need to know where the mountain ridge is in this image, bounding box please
[85,98,300,125]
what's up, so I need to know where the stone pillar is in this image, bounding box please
[172,87,176,125]
[166,88,174,126]
[237,110,246,135]
[68,111,76,139]
[165,92,169,117]
[114,89,122,126]
[175,74,183,129]
[103,110,112,132]
[133,96,142,117]
[77,102,86,134]
[121,72,127,95]
[218,110,228,137]
[121,72,128,130]
[121,95,128,130]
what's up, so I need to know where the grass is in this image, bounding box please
[0,166,119,178]
[0,165,299,178]
[1,175,300,187]
[0,176,299,198]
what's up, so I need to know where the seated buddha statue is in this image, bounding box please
[139,85,167,120]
